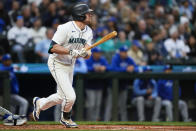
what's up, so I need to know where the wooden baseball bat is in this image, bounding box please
[85,31,117,51]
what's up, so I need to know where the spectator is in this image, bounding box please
[154,5,166,26]
[123,22,135,42]
[42,2,58,27]
[132,66,161,121]
[105,16,118,33]
[180,16,192,37]
[164,26,190,59]
[0,1,11,53]
[97,28,115,61]
[39,0,50,16]
[51,19,60,31]
[21,5,33,28]
[90,14,99,40]
[85,47,109,121]
[8,1,21,26]
[119,4,132,24]
[178,17,191,43]
[7,16,32,62]
[0,54,28,116]
[114,31,131,50]
[152,28,168,56]
[98,0,116,23]
[171,6,180,23]
[164,14,177,32]
[29,17,47,45]
[55,0,69,23]
[35,28,54,63]
[128,40,146,65]
[144,41,163,65]
[187,35,196,57]
[89,0,102,18]
[134,19,149,40]
[116,0,132,24]
[135,0,150,17]
[144,13,157,35]
[157,65,191,122]
[109,45,136,121]
[179,1,193,20]
[30,2,41,18]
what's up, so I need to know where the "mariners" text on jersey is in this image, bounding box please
[68,38,86,45]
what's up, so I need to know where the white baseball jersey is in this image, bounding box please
[164,38,190,57]
[49,21,93,65]
[7,26,32,46]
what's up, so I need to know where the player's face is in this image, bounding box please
[3,60,12,66]
[93,52,101,60]
[84,12,93,25]
[120,51,128,59]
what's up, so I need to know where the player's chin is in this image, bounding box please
[84,21,91,25]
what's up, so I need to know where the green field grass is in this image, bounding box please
[1,121,196,131]
[27,121,196,126]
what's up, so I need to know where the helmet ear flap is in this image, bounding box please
[79,15,86,21]
[73,14,86,21]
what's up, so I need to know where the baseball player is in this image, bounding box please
[158,65,191,122]
[32,3,93,128]
[0,106,27,126]
[132,66,161,122]
[0,54,29,116]
[85,47,109,121]
[108,45,136,121]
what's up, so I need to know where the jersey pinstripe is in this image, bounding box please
[49,21,93,65]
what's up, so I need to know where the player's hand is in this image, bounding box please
[146,88,152,94]
[79,48,88,58]
[69,49,80,58]
[99,66,106,72]
[148,95,153,100]
[127,65,134,72]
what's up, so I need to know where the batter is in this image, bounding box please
[32,3,93,128]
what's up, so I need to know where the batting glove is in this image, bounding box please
[69,49,80,58]
[79,48,88,58]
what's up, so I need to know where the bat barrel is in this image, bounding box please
[86,31,117,51]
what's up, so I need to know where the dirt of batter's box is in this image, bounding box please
[1,124,196,130]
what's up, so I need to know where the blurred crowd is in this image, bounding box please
[0,0,196,64]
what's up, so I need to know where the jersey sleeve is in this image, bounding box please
[86,29,93,46]
[52,25,67,45]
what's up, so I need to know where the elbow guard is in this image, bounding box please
[48,40,57,54]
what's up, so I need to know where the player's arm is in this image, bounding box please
[48,41,82,58]
[48,41,70,55]
[48,25,74,55]
[48,41,91,59]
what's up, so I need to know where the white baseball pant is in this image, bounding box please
[38,57,76,113]
[162,99,189,121]
[10,94,28,116]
